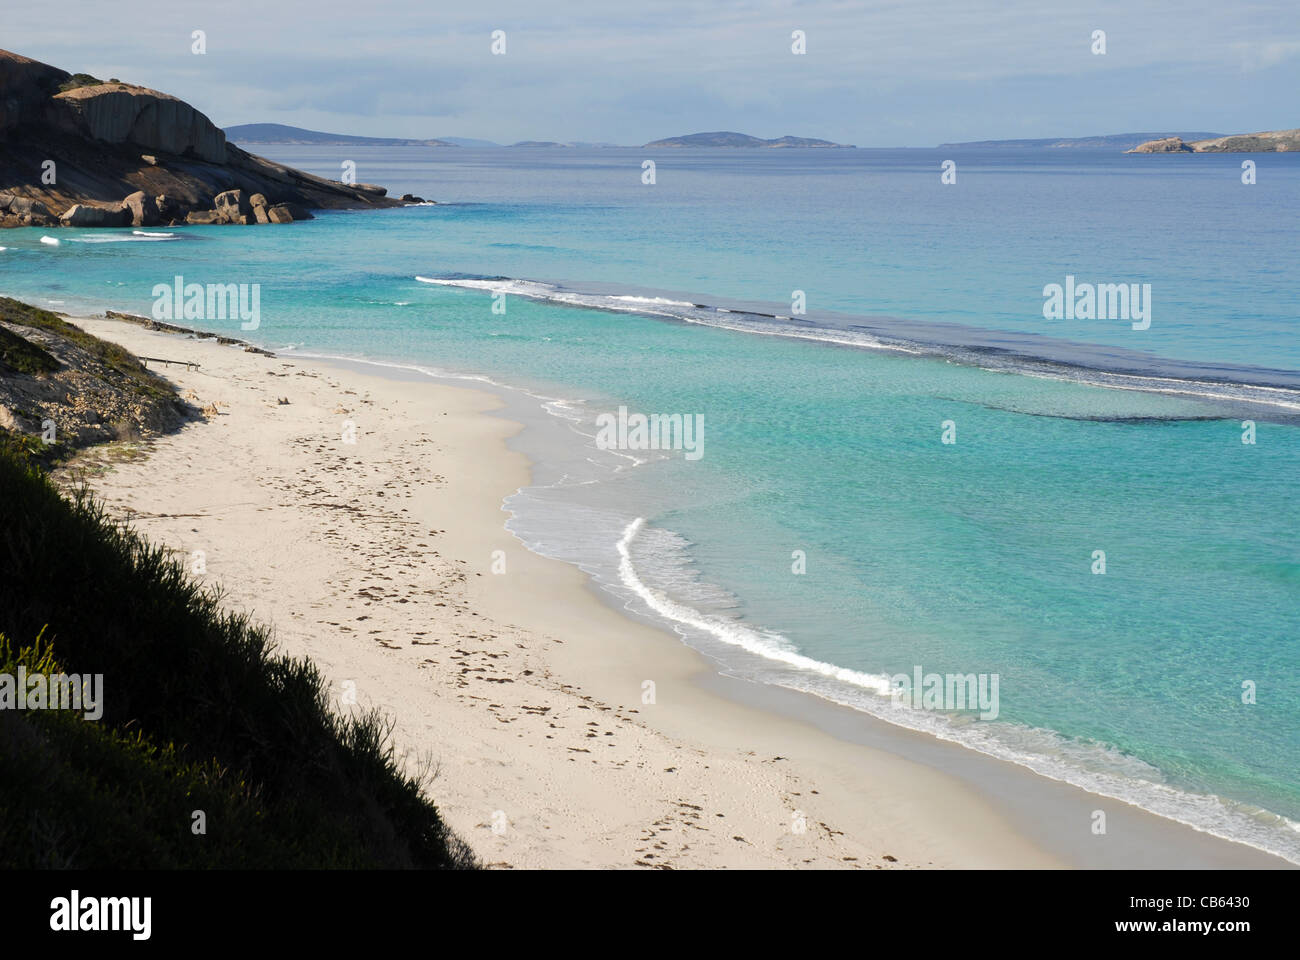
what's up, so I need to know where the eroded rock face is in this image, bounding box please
[213,188,253,223]
[155,194,184,222]
[120,190,158,227]
[60,203,129,227]
[1,193,56,225]
[249,193,270,224]
[52,83,227,163]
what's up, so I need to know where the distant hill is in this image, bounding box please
[441,137,502,148]
[1128,128,1300,153]
[225,123,456,147]
[509,140,622,148]
[941,132,1222,150]
[938,132,1224,151]
[644,131,854,148]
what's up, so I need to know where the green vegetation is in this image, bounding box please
[56,72,103,93]
[0,297,172,401]
[0,438,476,868]
[0,323,60,375]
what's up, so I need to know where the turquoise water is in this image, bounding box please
[2,146,1297,859]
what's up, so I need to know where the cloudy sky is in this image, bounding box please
[9,1,1299,145]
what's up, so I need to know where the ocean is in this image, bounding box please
[3,144,1297,861]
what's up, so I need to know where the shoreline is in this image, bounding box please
[306,348,1300,867]
[60,311,1293,869]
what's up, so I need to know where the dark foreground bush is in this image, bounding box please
[0,437,476,868]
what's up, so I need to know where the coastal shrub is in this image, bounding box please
[0,634,284,868]
[56,72,103,93]
[0,444,477,869]
[0,324,60,375]
[0,298,173,402]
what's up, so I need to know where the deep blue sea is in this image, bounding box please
[3,145,1297,860]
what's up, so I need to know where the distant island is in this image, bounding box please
[644,131,854,148]
[225,123,456,147]
[1128,129,1300,153]
[938,132,1223,151]
[509,140,621,148]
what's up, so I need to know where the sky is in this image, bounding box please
[7,1,1299,146]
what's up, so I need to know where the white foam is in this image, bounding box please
[414,275,689,321]
[68,232,178,243]
[611,295,696,307]
[608,515,1300,863]
[412,274,1300,414]
[616,517,896,696]
[39,236,60,246]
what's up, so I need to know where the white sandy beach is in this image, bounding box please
[64,315,1290,870]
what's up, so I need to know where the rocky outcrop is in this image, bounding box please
[1128,136,1193,153]
[1185,129,1300,152]
[1128,129,1300,153]
[0,191,56,225]
[53,83,227,163]
[60,203,128,227]
[0,47,410,228]
[120,190,158,226]
[213,188,251,223]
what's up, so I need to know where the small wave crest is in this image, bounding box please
[616,517,896,696]
[68,231,179,243]
[413,274,1300,414]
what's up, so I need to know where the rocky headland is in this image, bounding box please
[1128,129,1300,153]
[0,48,412,229]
